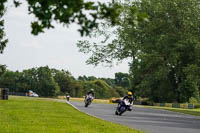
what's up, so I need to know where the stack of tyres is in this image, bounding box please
[0,88,9,100]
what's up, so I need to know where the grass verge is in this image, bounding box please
[136,105,200,117]
[0,96,143,133]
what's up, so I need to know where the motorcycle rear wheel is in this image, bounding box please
[115,111,119,115]
[119,112,123,115]
[85,100,89,107]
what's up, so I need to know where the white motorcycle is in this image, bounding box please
[115,99,132,115]
[84,94,93,107]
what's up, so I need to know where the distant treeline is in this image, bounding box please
[0,66,130,98]
[1,65,200,103]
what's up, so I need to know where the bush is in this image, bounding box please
[189,97,199,104]
[165,103,172,107]
[180,104,188,109]
[194,103,200,108]
[135,97,149,105]
[134,97,153,106]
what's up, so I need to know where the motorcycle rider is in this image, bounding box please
[84,89,95,107]
[120,91,134,111]
[66,92,70,101]
[86,88,95,99]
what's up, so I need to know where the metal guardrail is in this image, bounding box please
[9,92,26,96]
[153,103,195,109]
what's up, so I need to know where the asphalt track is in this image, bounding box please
[69,101,200,133]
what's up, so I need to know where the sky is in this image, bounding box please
[0,0,129,78]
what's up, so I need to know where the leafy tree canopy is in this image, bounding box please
[0,66,129,98]
[77,0,200,103]
[0,0,122,54]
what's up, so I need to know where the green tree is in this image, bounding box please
[70,81,83,97]
[77,0,200,103]
[114,72,130,88]
[51,69,74,94]
[0,70,18,92]
[0,65,6,76]
[78,75,88,81]
[0,0,8,54]
[115,86,127,97]
[100,78,115,87]
[83,79,120,98]
[21,68,39,93]
[37,66,60,97]
[87,76,97,81]
[78,75,97,81]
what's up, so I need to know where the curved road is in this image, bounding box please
[69,101,200,133]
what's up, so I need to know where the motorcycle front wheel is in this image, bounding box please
[115,110,119,115]
[84,100,89,107]
[85,103,88,107]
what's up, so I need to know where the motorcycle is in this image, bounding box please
[84,94,93,107]
[115,99,131,115]
[66,95,70,101]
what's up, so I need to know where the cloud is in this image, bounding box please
[19,41,44,49]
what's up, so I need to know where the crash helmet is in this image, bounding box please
[128,91,132,98]
[90,88,94,92]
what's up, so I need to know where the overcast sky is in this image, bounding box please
[0,0,129,78]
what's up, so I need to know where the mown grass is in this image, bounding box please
[137,105,200,117]
[57,96,111,104]
[0,96,143,133]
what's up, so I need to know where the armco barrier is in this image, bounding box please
[188,103,194,109]
[172,103,180,108]
[160,103,165,107]
[153,103,194,109]
[110,99,196,109]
